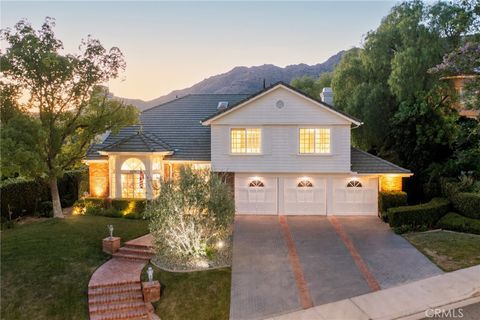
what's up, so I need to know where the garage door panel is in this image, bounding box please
[332,177,378,215]
[235,175,277,215]
[283,177,326,215]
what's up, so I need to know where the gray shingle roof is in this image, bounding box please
[86,94,249,161]
[351,147,411,174]
[100,130,172,153]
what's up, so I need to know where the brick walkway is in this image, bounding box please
[88,234,157,320]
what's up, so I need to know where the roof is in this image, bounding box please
[201,82,362,125]
[100,130,172,153]
[86,94,250,161]
[351,147,411,174]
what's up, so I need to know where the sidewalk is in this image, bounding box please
[267,265,480,320]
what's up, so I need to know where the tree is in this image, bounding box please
[0,18,139,218]
[291,72,333,99]
[145,167,235,269]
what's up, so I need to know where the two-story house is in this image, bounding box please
[85,82,411,215]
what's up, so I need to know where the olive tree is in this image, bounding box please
[145,167,235,269]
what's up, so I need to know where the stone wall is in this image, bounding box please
[89,162,109,197]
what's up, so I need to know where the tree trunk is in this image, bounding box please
[49,176,64,218]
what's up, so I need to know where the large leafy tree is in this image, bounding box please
[0,19,139,218]
[290,72,333,98]
[331,1,478,163]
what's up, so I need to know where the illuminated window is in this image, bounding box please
[191,163,211,171]
[249,180,264,187]
[121,158,146,171]
[121,158,146,198]
[231,128,261,153]
[347,180,362,188]
[299,128,330,154]
[297,180,313,187]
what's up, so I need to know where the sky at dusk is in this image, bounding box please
[2,1,398,100]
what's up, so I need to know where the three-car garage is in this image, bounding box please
[234,173,378,215]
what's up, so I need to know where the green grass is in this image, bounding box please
[1,215,149,320]
[142,264,231,320]
[404,230,480,272]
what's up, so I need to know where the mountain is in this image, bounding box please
[116,50,346,110]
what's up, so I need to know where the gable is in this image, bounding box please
[202,83,362,126]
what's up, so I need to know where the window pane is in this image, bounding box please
[299,128,330,154]
[246,128,261,153]
[231,128,261,153]
[231,129,246,153]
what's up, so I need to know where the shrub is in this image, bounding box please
[111,199,146,216]
[85,206,103,216]
[387,198,450,229]
[437,212,480,235]
[0,170,86,218]
[102,208,123,218]
[379,191,408,221]
[145,167,235,269]
[451,193,480,219]
[36,201,53,218]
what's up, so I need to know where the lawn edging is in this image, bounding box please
[150,257,230,273]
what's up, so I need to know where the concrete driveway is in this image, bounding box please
[230,215,442,320]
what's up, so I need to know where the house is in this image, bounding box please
[85,82,411,215]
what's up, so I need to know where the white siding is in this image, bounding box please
[210,86,353,173]
[212,125,351,173]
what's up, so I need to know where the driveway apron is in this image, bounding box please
[230,216,302,320]
[336,216,443,289]
[286,216,372,306]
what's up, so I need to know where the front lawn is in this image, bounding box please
[1,215,149,320]
[404,230,480,272]
[142,264,231,320]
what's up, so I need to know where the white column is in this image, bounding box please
[144,156,152,200]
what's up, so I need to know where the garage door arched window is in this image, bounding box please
[297,180,313,187]
[249,180,264,187]
[347,180,362,188]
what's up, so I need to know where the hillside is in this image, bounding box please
[117,50,345,110]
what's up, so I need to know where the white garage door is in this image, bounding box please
[235,175,277,215]
[283,177,326,215]
[332,177,378,215]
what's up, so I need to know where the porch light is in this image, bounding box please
[147,266,154,282]
[216,240,225,249]
[107,224,114,239]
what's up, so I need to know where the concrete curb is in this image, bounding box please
[267,265,480,320]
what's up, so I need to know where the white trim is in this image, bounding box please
[98,151,173,156]
[201,84,362,126]
[83,159,108,164]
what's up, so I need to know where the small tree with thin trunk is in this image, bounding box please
[0,18,138,218]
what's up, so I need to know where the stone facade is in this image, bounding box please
[380,175,403,192]
[89,162,109,197]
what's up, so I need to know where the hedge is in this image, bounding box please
[0,170,86,219]
[72,197,146,219]
[437,212,480,235]
[379,191,408,221]
[387,198,450,229]
[451,193,480,219]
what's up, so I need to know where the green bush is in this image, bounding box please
[379,191,408,221]
[85,206,103,216]
[102,208,123,218]
[451,193,480,219]
[437,212,480,235]
[0,170,86,218]
[111,199,146,216]
[37,201,53,218]
[388,198,450,229]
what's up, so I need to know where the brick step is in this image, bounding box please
[123,243,153,251]
[89,300,146,315]
[89,307,148,320]
[89,280,141,290]
[89,283,142,297]
[117,247,154,257]
[112,252,151,261]
[89,291,144,305]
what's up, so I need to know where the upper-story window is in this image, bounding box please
[299,128,331,154]
[231,128,261,154]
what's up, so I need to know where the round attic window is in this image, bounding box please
[276,100,285,109]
